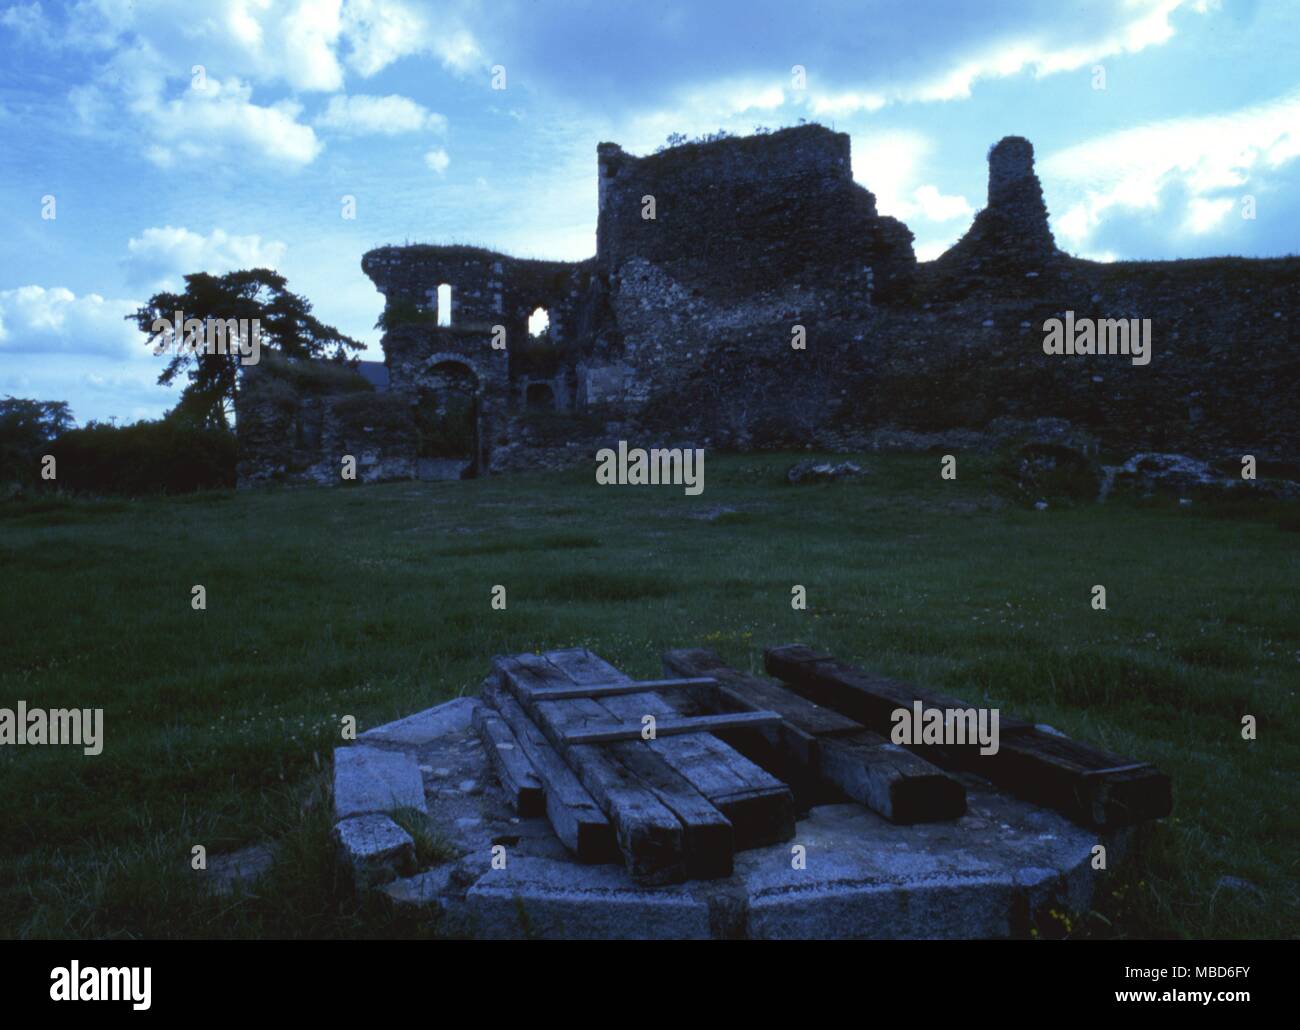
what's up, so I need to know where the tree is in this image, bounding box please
[0,397,74,486]
[128,268,363,429]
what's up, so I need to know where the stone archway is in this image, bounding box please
[414,357,483,479]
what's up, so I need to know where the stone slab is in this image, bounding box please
[334,813,416,888]
[360,697,481,746]
[382,865,459,910]
[334,745,428,819]
[740,797,1122,939]
[463,856,712,940]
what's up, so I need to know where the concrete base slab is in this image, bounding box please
[337,696,1138,938]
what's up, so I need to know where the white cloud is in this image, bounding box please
[851,131,931,217]
[315,93,447,135]
[1043,89,1300,248]
[0,286,140,357]
[424,148,450,174]
[140,74,323,169]
[912,184,973,222]
[0,285,182,423]
[1184,196,1235,234]
[815,1,1192,113]
[125,227,288,289]
[343,0,474,76]
[20,0,472,172]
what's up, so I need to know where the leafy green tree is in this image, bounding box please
[129,268,363,429]
[0,397,74,486]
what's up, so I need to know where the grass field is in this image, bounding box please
[1,453,1296,939]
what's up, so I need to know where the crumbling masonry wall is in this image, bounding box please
[236,124,1298,487]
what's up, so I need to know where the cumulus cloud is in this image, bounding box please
[316,93,447,135]
[0,286,181,423]
[140,75,322,169]
[1043,89,1300,251]
[124,227,288,290]
[15,1,479,171]
[445,0,1205,116]
[424,148,450,173]
[0,285,140,357]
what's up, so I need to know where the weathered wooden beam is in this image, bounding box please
[479,682,617,863]
[764,644,1033,740]
[544,649,796,850]
[764,644,1172,828]
[817,730,967,824]
[494,654,700,884]
[561,711,783,745]
[664,648,965,824]
[664,647,858,764]
[471,701,545,818]
[511,652,738,880]
[528,677,716,702]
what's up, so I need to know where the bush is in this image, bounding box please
[49,419,236,495]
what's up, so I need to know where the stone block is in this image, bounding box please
[334,745,427,819]
[334,814,416,888]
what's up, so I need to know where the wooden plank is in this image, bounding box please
[988,731,1172,828]
[665,649,965,824]
[494,655,693,884]
[817,731,966,824]
[764,644,1033,739]
[546,649,796,850]
[562,711,782,745]
[507,655,734,881]
[528,677,716,702]
[664,648,858,764]
[471,701,545,818]
[764,644,1171,828]
[478,682,617,863]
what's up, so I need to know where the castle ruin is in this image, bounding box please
[234,125,1298,485]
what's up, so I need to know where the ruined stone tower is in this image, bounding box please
[233,125,1299,487]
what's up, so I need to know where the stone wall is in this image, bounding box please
[239,124,1298,487]
[236,353,416,486]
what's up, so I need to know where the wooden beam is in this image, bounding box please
[528,677,716,702]
[764,644,1172,828]
[471,701,545,818]
[664,648,965,824]
[479,682,617,863]
[664,647,858,764]
[817,730,966,824]
[543,649,796,850]
[561,711,782,745]
[494,655,705,884]
[764,644,1034,739]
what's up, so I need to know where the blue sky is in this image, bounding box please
[0,0,1296,424]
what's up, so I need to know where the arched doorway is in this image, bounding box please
[414,359,481,479]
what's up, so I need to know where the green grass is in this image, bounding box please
[1,453,1296,938]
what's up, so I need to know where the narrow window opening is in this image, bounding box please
[437,283,453,327]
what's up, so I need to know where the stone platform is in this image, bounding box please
[334,697,1132,939]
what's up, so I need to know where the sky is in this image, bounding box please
[0,0,1296,425]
